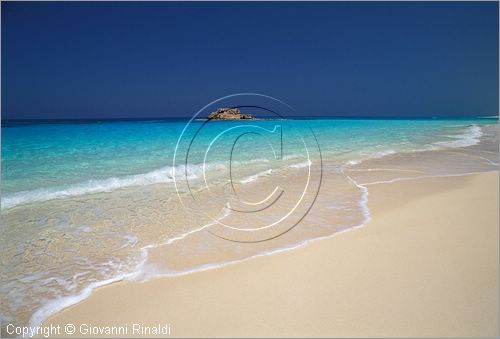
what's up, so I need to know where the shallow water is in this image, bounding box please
[1,118,498,331]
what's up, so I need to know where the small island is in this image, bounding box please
[208,108,254,120]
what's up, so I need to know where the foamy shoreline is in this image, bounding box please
[28,167,495,332]
[39,170,499,337]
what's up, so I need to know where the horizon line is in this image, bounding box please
[2,115,499,122]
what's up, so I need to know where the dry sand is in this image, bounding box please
[44,171,499,337]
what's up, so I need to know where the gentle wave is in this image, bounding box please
[289,160,312,168]
[239,169,274,184]
[345,150,396,166]
[344,124,484,167]
[434,124,483,148]
[239,159,313,184]
[1,163,225,210]
[1,157,297,210]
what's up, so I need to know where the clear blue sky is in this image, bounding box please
[1,1,498,119]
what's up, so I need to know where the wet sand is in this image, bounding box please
[42,171,499,337]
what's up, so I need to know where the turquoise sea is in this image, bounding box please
[1,117,498,330]
[2,117,497,206]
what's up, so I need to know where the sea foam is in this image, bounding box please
[1,163,225,210]
[434,124,483,148]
